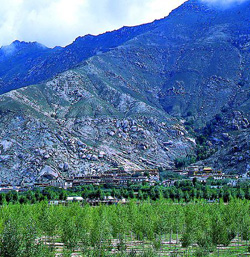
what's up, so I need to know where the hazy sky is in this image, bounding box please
[0,0,187,48]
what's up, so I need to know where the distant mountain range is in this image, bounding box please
[0,0,249,184]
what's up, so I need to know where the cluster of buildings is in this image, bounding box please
[1,165,249,193]
[161,166,246,187]
[185,166,239,182]
[0,167,160,192]
[48,165,245,190]
[49,167,160,189]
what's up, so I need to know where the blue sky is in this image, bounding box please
[0,0,186,48]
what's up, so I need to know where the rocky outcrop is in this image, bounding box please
[39,166,58,180]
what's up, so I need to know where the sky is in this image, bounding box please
[202,0,248,4]
[0,0,248,48]
[0,0,188,48]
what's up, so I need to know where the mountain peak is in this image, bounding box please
[11,40,48,49]
[0,40,49,58]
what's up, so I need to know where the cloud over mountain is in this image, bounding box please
[201,0,249,7]
[0,0,185,48]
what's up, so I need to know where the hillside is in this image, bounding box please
[0,70,194,184]
[0,0,250,183]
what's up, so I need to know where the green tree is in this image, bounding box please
[59,191,67,200]
[0,219,22,257]
[0,193,6,205]
[61,218,79,251]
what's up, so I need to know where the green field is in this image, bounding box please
[0,199,249,256]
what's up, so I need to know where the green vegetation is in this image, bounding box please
[0,180,249,256]
[1,179,250,205]
[159,169,187,180]
[174,155,196,168]
[175,133,217,168]
[0,199,249,256]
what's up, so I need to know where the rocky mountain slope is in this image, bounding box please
[0,0,250,183]
[0,70,194,184]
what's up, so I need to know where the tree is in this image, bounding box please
[176,189,184,202]
[204,187,212,200]
[19,196,28,204]
[138,190,144,200]
[22,222,46,257]
[246,189,250,200]
[82,189,89,199]
[0,193,6,205]
[192,177,197,186]
[149,188,156,200]
[191,188,197,199]
[128,190,135,199]
[184,191,190,202]
[163,189,170,199]
[42,188,56,200]
[223,190,232,203]
[5,191,13,203]
[59,191,67,200]
[0,219,22,257]
[237,189,245,200]
[61,219,79,251]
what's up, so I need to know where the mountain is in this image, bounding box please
[0,20,164,95]
[0,41,56,92]
[0,69,195,184]
[0,0,250,184]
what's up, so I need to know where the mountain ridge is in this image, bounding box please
[0,14,168,95]
[1,0,243,94]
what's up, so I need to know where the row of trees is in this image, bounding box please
[0,199,249,256]
[0,179,250,205]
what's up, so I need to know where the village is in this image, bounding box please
[0,164,249,194]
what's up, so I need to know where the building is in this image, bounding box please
[64,179,73,189]
[33,183,50,189]
[0,184,20,193]
[187,166,200,176]
[49,177,66,188]
[72,175,101,186]
[66,196,84,202]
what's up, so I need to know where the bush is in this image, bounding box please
[194,247,210,257]
[174,155,196,168]
[181,233,192,247]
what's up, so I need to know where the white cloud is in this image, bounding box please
[0,0,186,48]
[200,0,248,6]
